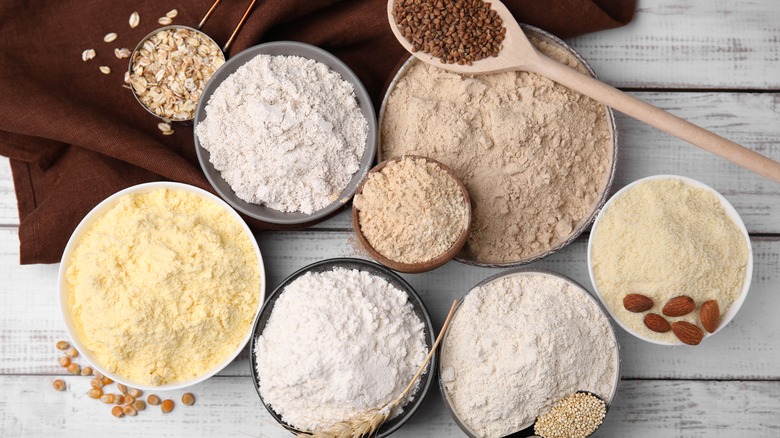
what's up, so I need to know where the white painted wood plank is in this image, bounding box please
[568,0,780,89]
[1,376,778,438]
[3,92,779,232]
[2,228,779,380]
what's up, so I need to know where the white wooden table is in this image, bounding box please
[2,1,779,436]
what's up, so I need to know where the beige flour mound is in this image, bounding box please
[66,188,262,385]
[353,157,468,264]
[591,178,750,343]
[381,35,613,264]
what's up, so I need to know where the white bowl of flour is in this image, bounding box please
[439,269,621,438]
[194,41,377,226]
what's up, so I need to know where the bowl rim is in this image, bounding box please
[193,40,378,225]
[377,24,619,268]
[586,174,754,346]
[57,181,266,391]
[437,268,622,438]
[351,155,472,273]
[248,257,436,437]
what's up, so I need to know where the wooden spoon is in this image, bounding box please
[387,0,780,184]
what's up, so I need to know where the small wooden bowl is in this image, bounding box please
[352,155,472,274]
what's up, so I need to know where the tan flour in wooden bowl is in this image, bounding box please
[380,32,614,265]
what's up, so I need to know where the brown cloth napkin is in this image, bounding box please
[0,0,635,264]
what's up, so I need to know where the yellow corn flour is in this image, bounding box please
[65,188,261,385]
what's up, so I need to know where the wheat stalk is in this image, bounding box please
[297,299,460,438]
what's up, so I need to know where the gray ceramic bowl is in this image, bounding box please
[249,258,435,437]
[194,41,378,225]
[438,268,621,437]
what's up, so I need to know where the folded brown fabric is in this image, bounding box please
[0,0,635,264]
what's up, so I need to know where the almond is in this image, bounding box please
[644,313,671,333]
[671,321,704,345]
[662,295,695,317]
[623,294,654,313]
[699,300,720,333]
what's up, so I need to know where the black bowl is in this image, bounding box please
[249,258,436,437]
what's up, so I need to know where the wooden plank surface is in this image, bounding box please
[568,0,780,89]
[3,227,779,380]
[1,376,778,438]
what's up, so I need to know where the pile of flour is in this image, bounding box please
[254,268,427,432]
[440,273,618,438]
[196,54,367,214]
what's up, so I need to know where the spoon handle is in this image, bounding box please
[531,55,780,184]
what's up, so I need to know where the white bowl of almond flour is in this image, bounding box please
[439,269,621,438]
[588,175,753,346]
[250,258,435,437]
[379,25,617,267]
[194,41,377,226]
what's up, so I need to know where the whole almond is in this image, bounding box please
[700,300,720,333]
[644,313,671,333]
[663,296,695,317]
[623,294,654,313]
[672,321,704,345]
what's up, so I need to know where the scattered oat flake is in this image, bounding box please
[115,48,131,59]
[158,122,172,132]
[129,12,140,28]
[124,71,131,83]
[166,9,178,18]
[103,32,118,43]
[158,16,172,25]
[162,128,175,136]
[82,49,96,62]
[100,66,111,74]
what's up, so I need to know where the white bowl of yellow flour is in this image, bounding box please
[59,182,265,390]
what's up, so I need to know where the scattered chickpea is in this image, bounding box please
[117,383,127,394]
[123,405,138,416]
[56,340,69,350]
[133,400,146,411]
[90,377,104,388]
[124,395,135,405]
[87,388,103,399]
[128,388,142,398]
[161,399,174,414]
[101,394,116,404]
[115,395,126,405]
[57,357,71,368]
[181,393,195,406]
[67,363,81,375]
[94,370,103,379]
[101,376,113,385]
[111,406,125,418]
[65,347,79,359]
[147,394,161,406]
[52,379,66,391]
[80,367,93,376]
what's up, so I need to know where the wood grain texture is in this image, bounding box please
[3,91,778,231]
[2,228,778,380]
[568,0,780,89]
[1,376,778,438]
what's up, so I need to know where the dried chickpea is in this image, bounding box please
[128,388,142,398]
[81,366,93,376]
[65,347,79,359]
[111,406,125,418]
[117,383,127,394]
[101,376,113,385]
[161,399,174,414]
[57,357,71,368]
[101,394,116,404]
[90,377,104,388]
[56,340,69,350]
[124,395,135,405]
[94,370,103,379]
[181,393,195,406]
[133,400,146,411]
[123,405,138,416]
[52,379,66,391]
[87,388,103,399]
[147,394,161,405]
[115,395,126,405]
[67,363,81,375]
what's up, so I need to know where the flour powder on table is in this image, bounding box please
[254,268,428,432]
[196,55,367,214]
